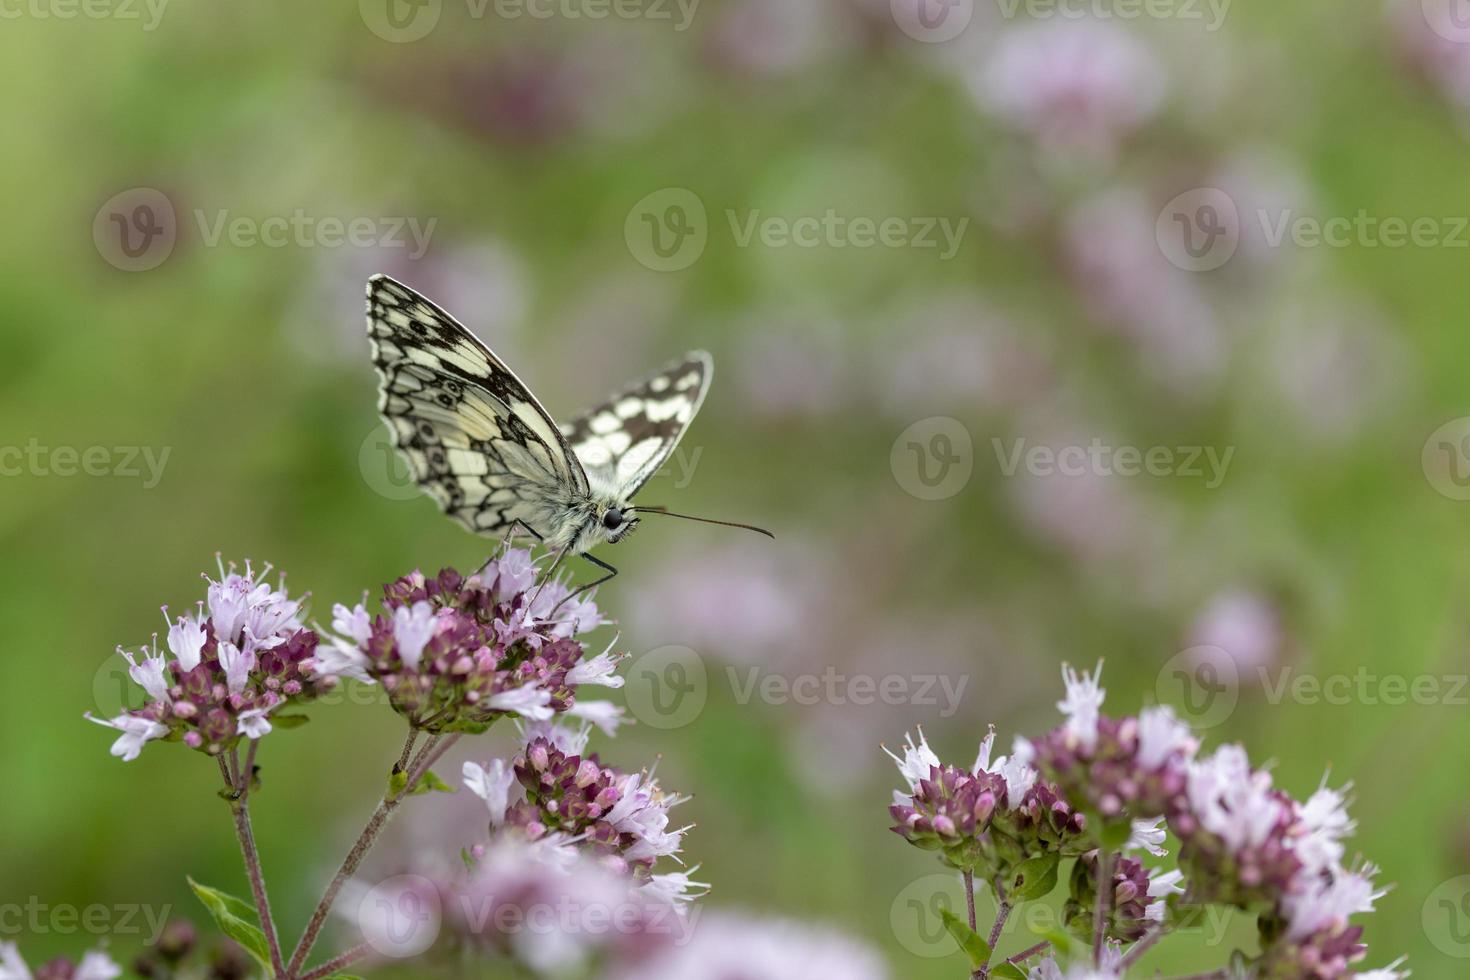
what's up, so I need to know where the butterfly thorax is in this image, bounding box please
[539,479,640,554]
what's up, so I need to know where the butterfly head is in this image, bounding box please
[596,501,641,545]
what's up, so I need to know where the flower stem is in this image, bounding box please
[297,942,371,980]
[1006,941,1050,965]
[285,730,451,978]
[1118,922,1169,970]
[221,749,286,979]
[972,878,1012,979]
[1092,849,1115,966]
[987,878,1012,951]
[964,870,977,931]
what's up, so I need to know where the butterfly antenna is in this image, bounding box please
[635,506,774,539]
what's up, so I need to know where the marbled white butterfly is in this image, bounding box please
[366,274,770,596]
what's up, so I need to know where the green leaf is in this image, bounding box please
[1010,853,1060,901]
[1099,819,1132,852]
[187,877,273,976]
[409,769,455,796]
[271,714,310,729]
[992,963,1028,979]
[938,908,991,969]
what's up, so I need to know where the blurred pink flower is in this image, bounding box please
[875,291,1053,417]
[704,0,856,77]
[1063,188,1225,393]
[1259,294,1409,446]
[604,912,889,980]
[730,312,857,420]
[1186,589,1285,678]
[1388,0,1470,109]
[971,21,1167,164]
[627,538,837,669]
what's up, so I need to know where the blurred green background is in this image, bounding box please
[5,0,1470,976]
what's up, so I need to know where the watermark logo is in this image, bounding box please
[1156,187,1240,272]
[1424,875,1470,957]
[0,898,172,944]
[624,188,968,271]
[0,0,169,30]
[91,655,153,719]
[1155,646,1240,730]
[623,645,708,729]
[357,875,442,958]
[1422,0,1470,44]
[992,437,1235,488]
[1423,417,1470,501]
[890,874,968,957]
[727,667,969,718]
[991,0,1230,29]
[891,417,974,501]
[0,440,171,488]
[360,0,442,41]
[193,210,435,258]
[94,188,177,272]
[890,0,974,42]
[626,188,708,272]
[359,425,422,502]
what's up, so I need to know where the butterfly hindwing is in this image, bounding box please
[366,274,588,537]
[560,351,712,499]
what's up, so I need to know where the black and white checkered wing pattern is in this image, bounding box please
[366,274,588,536]
[560,351,712,499]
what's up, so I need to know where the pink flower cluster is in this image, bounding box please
[889,664,1404,978]
[87,560,326,760]
[321,550,624,734]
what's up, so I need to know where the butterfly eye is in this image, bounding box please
[602,508,624,530]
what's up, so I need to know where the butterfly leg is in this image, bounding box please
[476,520,545,578]
[548,553,619,617]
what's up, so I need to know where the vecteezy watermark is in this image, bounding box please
[891,417,974,501]
[623,645,709,730]
[992,437,1235,488]
[992,0,1230,28]
[357,875,442,958]
[1422,417,1470,501]
[1155,187,1241,272]
[1158,187,1470,272]
[454,892,700,944]
[1156,649,1470,730]
[888,873,1237,959]
[1424,875,1470,958]
[93,188,437,271]
[725,210,968,260]
[358,0,698,42]
[889,0,974,43]
[622,646,971,729]
[93,188,177,272]
[623,187,970,272]
[357,425,704,502]
[890,874,970,958]
[0,440,170,488]
[0,898,172,944]
[193,209,436,259]
[727,667,969,718]
[1421,0,1470,45]
[1156,647,1240,730]
[0,0,168,30]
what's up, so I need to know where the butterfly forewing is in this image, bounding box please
[366,274,589,537]
[560,351,712,499]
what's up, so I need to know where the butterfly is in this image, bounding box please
[365,274,770,598]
